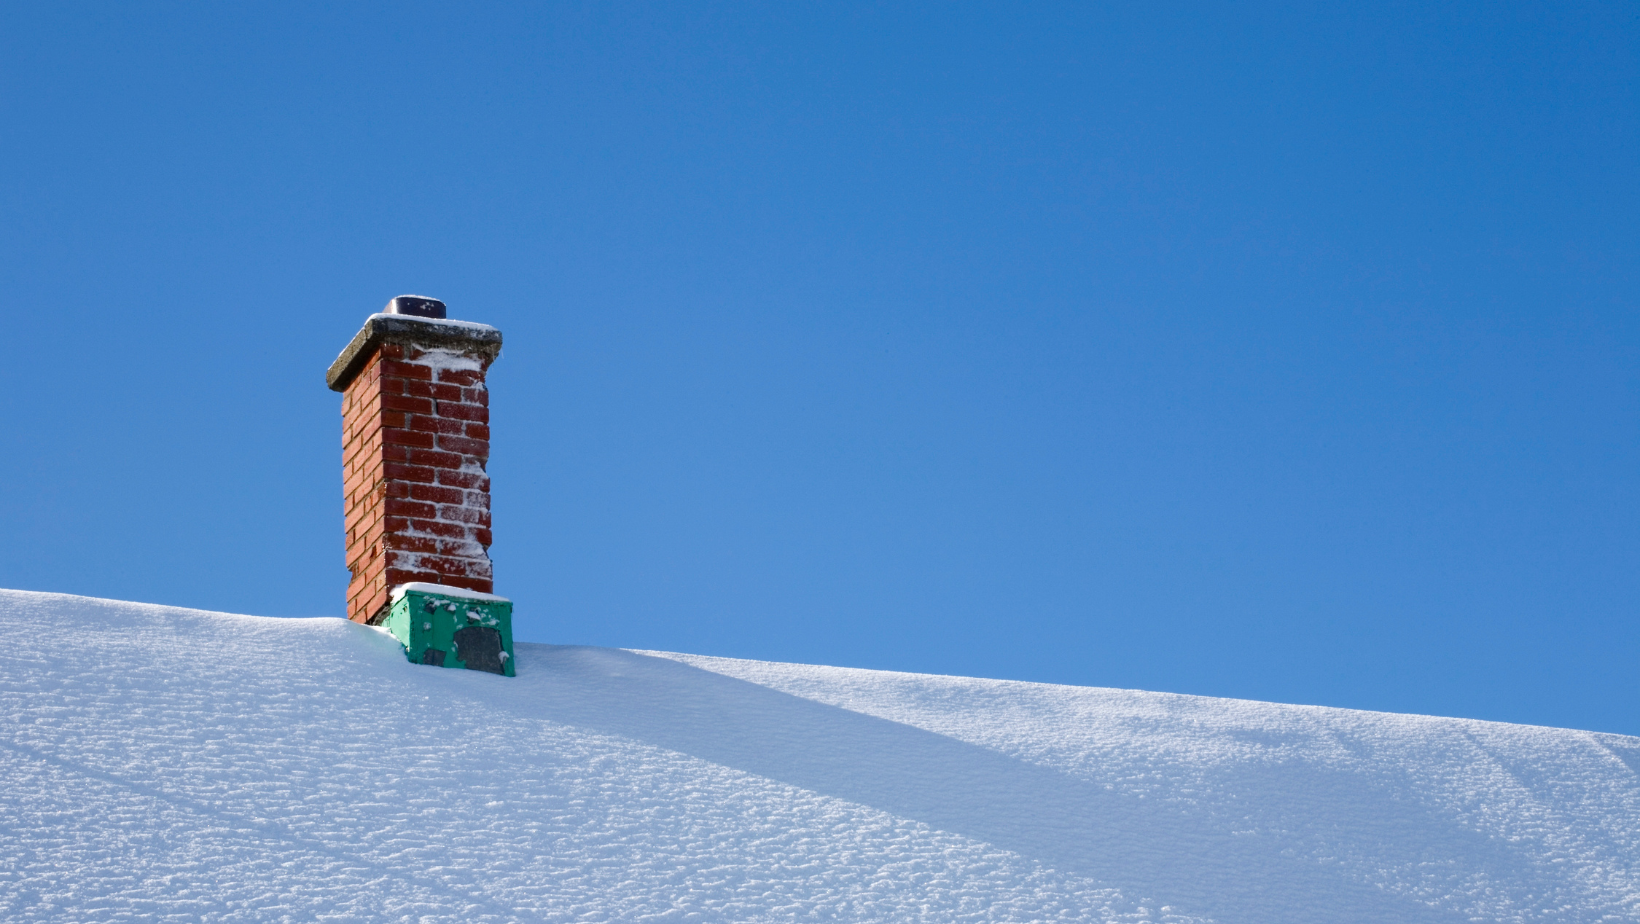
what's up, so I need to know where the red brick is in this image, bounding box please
[382,428,435,449]
[339,336,500,617]
[417,555,493,578]
[410,483,465,505]
[348,581,384,613]
[343,465,377,492]
[406,380,465,402]
[437,469,489,490]
[343,490,369,517]
[383,548,426,568]
[408,414,465,435]
[382,393,434,415]
[351,508,383,535]
[385,533,441,554]
[438,368,483,386]
[408,518,468,539]
[345,522,373,548]
[350,454,376,474]
[383,462,436,484]
[385,498,436,519]
[408,448,464,469]
[385,568,443,586]
[437,505,491,527]
[345,435,378,460]
[352,411,377,432]
[410,554,462,574]
[345,428,378,453]
[436,538,484,556]
[436,434,489,457]
[353,522,385,546]
[344,442,382,473]
[381,359,433,381]
[439,403,488,423]
[347,532,382,559]
[439,574,494,594]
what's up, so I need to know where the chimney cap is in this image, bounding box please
[385,295,447,319]
[327,312,502,392]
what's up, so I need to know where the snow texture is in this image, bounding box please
[0,587,1635,923]
[408,347,489,375]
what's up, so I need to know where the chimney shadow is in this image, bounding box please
[491,644,1492,924]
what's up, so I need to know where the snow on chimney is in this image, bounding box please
[326,296,503,625]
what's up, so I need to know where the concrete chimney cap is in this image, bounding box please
[327,312,503,392]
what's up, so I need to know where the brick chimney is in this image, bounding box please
[327,296,503,625]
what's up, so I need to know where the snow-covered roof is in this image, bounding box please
[2,587,1635,922]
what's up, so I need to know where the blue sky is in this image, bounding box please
[2,3,1635,735]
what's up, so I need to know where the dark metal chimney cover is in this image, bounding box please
[384,295,447,319]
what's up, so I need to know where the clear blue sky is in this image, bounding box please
[2,3,1635,735]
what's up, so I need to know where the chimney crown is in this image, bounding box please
[327,311,501,393]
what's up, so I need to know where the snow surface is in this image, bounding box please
[0,588,1635,923]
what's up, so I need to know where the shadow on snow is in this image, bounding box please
[499,644,1492,924]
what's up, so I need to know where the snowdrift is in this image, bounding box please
[0,588,1635,923]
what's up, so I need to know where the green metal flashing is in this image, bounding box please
[384,588,516,677]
